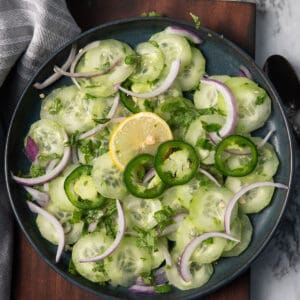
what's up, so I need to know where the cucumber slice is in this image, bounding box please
[174,216,227,264]
[150,31,192,72]
[129,42,164,83]
[26,119,66,165]
[223,214,253,257]
[165,251,213,291]
[75,40,135,97]
[104,236,153,286]
[225,77,271,133]
[36,213,83,245]
[72,231,113,283]
[223,216,241,252]
[178,47,206,91]
[153,238,169,269]
[190,186,237,232]
[92,153,127,199]
[49,176,78,212]
[225,176,275,214]
[122,194,162,230]
[41,85,116,134]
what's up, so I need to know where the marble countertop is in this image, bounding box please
[250,1,300,299]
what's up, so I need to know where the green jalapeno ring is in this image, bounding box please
[154,140,200,186]
[64,165,107,209]
[123,153,166,198]
[215,135,258,177]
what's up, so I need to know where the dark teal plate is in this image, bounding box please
[5,17,294,299]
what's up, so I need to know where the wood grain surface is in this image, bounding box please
[12,1,255,299]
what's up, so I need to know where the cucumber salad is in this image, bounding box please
[13,25,288,294]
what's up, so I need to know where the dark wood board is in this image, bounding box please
[12,1,255,299]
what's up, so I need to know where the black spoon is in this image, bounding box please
[263,55,300,140]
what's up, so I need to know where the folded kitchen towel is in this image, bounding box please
[0,0,80,298]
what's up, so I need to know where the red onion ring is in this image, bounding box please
[136,266,167,286]
[142,168,156,185]
[201,78,237,142]
[87,221,98,233]
[129,285,156,294]
[23,186,50,207]
[78,93,120,140]
[53,59,120,79]
[27,201,65,263]
[224,181,288,234]
[239,64,252,79]
[179,232,239,282]
[258,129,276,149]
[160,212,188,236]
[158,241,172,266]
[118,59,180,98]
[33,45,77,89]
[25,136,39,162]
[79,199,125,262]
[165,26,202,44]
[12,146,71,186]
[198,168,221,187]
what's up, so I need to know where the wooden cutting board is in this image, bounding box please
[12,1,255,299]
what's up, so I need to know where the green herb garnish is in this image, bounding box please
[189,12,201,30]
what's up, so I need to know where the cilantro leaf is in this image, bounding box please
[154,206,174,231]
[134,226,158,252]
[48,98,63,115]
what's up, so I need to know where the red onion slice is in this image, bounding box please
[27,201,65,263]
[180,232,239,282]
[165,26,202,44]
[224,181,288,234]
[79,199,125,262]
[160,212,188,236]
[198,168,221,187]
[53,59,120,79]
[87,221,98,233]
[258,129,276,149]
[201,78,237,142]
[23,186,50,207]
[136,266,167,286]
[118,59,180,98]
[33,45,77,89]
[142,168,156,185]
[239,64,252,79]
[129,285,156,294]
[158,241,172,266]
[12,146,71,186]
[25,136,39,162]
[78,93,120,140]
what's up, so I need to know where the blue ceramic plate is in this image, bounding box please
[5,17,294,299]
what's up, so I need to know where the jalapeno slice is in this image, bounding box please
[124,153,166,198]
[64,165,107,209]
[215,135,258,177]
[154,140,200,186]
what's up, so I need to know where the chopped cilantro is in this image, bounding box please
[255,93,266,105]
[125,54,139,65]
[154,206,174,231]
[68,259,78,275]
[134,226,158,252]
[140,272,155,285]
[197,138,213,150]
[154,284,172,293]
[102,61,111,69]
[143,99,156,112]
[189,12,201,30]
[84,93,97,99]
[66,131,80,146]
[203,123,222,132]
[48,98,63,115]
[93,118,110,124]
[141,11,161,17]
[29,164,45,177]
[38,153,60,163]
[92,261,106,273]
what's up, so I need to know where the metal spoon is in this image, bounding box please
[263,55,300,140]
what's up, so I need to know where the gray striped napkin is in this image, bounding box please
[0,0,80,298]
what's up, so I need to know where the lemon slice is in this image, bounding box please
[109,112,173,171]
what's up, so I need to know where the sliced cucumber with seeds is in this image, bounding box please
[122,194,162,230]
[150,32,192,72]
[225,77,271,134]
[223,214,253,257]
[92,153,127,199]
[129,42,164,83]
[41,85,116,134]
[223,216,242,252]
[225,176,275,214]
[72,230,113,283]
[75,39,135,97]
[104,236,153,286]
[26,119,66,165]
[178,47,206,91]
[190,186,237,232]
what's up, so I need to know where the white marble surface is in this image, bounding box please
[250,1,300,300]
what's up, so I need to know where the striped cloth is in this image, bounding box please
[0,1,80,298]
